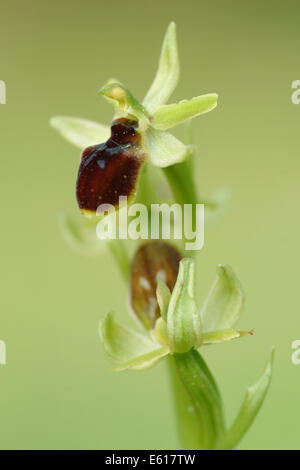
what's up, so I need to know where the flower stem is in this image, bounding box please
[163,157,198,206]
[168,355,202,449]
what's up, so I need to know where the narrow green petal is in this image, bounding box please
[151,94,218,131]
[200,265,245,333]
[156,277,171,320]
[143,22,179,113]
[146,128,191,168]
[202,328,252,345]
[98,82,149,130]
[167,258,202,353]
[99,312,168,371]
[216,349,274,450]
[50,116,110,149]
[151,317,169,346]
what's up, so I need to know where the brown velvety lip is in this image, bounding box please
[76,118,146,214]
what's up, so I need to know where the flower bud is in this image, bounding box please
[76,117,146,215]
[130,241,182,330]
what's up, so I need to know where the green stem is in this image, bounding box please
[168,355,203,449]
[162,153,218,210]
[163,144,226,450]
[163,157,198,206]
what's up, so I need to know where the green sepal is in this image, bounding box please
[200,265,245,333]
[114,346,169,371]
[50,116,110,149]
[143,22,179,114]
[99,312,168,371]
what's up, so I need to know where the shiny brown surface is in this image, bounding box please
[76,118,146,214]
[130,241,182,329]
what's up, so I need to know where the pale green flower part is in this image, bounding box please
[99,259,250,370]
[50,116,110,149]
[50,22,217,169]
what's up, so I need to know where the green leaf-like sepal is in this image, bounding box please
[50,116,110,149]
[216,348,274,450]
[200,265,245,333]
[143,22,179,114]
[99,312,169,371]
[151,94,218,131]
[167,258,202,353]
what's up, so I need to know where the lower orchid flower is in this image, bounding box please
[99,241,252,371]
[99,241,273,450]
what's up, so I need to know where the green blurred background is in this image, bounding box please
[0,0,299,450]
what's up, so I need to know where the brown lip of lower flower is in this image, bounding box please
[76,118,146,216]
[130,241,182,330]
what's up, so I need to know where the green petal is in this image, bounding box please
[156,277,171,320]
[151,317,169,346]
[143,22,179,114]
[98,82,149,130]
[167,258,202,353]
[216,349,274,450]
[57,211,104,255]
[99,312,168,371]
[151,94,218,131]
[50,116,110,149]
[146,128,191,168]
[200,265,245,333]
[201,328,252,345]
